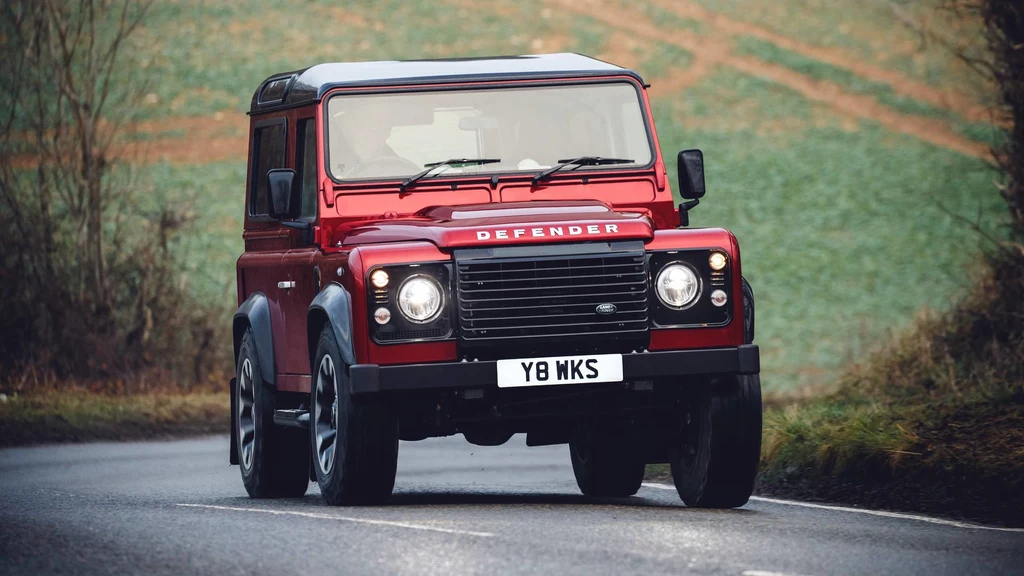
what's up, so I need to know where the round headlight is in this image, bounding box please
[397,276,443,323]
[656,264,701,309]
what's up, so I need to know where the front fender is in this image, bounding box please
[233,292,276,385]
[307,282,356,368]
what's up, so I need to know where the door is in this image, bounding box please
[240,118,291,381]
[277,117,320,381]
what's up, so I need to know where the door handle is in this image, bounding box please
[278,281,296,290]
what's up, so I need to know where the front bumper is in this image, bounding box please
[350,344,759,394]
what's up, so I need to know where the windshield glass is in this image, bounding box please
[325,82,652,181]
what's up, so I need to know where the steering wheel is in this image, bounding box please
[349,156,421,177]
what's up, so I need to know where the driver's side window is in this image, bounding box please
[250,121,286,216]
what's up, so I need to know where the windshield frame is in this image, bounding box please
[321,77,657,187]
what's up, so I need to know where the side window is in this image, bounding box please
[296,118,318,219]
[250,122,286,216]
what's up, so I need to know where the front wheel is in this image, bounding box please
[671,375,762,508]
[311,326,399,506]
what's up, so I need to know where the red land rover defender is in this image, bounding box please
[231,54,761,507]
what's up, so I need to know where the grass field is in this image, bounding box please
[126,0,1007,392]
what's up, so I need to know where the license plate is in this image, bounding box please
[496,354,623,388]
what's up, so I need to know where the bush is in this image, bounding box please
[758,255,1024,525]
[0,1,229,389]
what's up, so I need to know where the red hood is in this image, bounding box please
[331,201,654,249]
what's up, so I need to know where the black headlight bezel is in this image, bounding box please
[366,262,454,344]
[647,249,732,328]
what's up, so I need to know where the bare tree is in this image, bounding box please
[975,0,1024,246]
[0,1,220,385]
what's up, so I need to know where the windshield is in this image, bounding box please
[325,82,653,181]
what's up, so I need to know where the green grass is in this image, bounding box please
[143,161,246,301]
[690,0,988,97]
[626,1,703,34]
[734,36,996,144]
[640,44,695,81]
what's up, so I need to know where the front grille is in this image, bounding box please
[456,249,649,344]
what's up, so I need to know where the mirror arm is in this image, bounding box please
[281,220,315,245]
[678,199,699,228]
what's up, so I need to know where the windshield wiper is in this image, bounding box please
[400,158,501,192]
[531,156,635,186]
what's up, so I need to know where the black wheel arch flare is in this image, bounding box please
[307,282,357,373]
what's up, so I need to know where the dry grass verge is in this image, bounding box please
[0,388,228,448]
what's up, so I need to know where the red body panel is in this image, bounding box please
[331,201,654,249]
[237,73,746,384]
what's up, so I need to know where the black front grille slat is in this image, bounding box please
[456,251,650,343]
[456,279,647,295]
[460,290,645,304]
[462,298,645,313]
[462,309,648,324]
[459,261,643,278]
[458,270,642,285]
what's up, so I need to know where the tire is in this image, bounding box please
[671,279,762,508]
[569,422,645,497]
[741,276,755,345]
[311,325,399,506]
[236,328,309,498]
[668,385,712,505]
[670,376,761,508]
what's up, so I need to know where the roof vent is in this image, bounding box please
[258,75,295,106]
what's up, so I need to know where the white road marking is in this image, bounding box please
[641,483,1024,533]
[742,571,809,576]
[176,503,496,538]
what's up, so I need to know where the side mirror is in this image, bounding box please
[676,149,705,199]
[266,168,299,220]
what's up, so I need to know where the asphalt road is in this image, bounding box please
[1,435,1022,576]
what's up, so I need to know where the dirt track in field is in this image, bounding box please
[9,0,991,168]
[551,0,993,162]
[644,0,999,125]
[128,113,248,164]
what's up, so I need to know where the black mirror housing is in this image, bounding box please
[676,149,705,199]
[266,168,300,220]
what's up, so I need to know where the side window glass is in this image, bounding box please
[250,122,286,216]
[296,118,318,219]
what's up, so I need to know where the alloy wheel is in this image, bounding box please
[238,358,256,470]
[314,354,339,475]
